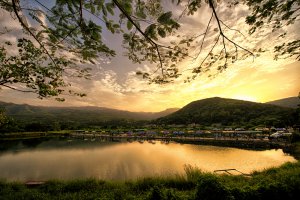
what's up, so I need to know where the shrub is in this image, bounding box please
[148,186,164,200]
[194,175,233,200]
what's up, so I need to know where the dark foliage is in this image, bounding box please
[156,97,294,126]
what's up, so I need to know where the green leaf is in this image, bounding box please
[97,3,103,11]
[84,3,91,9]
[91,5,95,14]
[102,6,107,16]
[136,9,146,19]
[106,3,114,15]
[127,20,133,30]
[157,27,166,38]
[123,2,132,15]
[145,24,157,38]
[113,24,120,29]
[157,11,172,24]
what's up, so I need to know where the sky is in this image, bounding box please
[0,1,299,112]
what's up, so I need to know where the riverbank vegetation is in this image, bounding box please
[0,161,299,200]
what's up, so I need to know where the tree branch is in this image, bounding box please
[0,80,9,85]
[82,7,105,23]
[11,0,58,67]
[112,0,164,73]
[176,0,191,21]
[1,84,35,93]
[194,12,214,61]
[56,25,80,44]
[219,19,246,38]
[208,0,255,59]
[79,0,83,25]
[34,0,52,13]
[56,0,83,45]
[198,34,221,70]
[130,15,155,24]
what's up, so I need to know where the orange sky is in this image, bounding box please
[0,2,299,112]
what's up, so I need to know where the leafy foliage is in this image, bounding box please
[0,39,75,100]
[195,175,233,200]
[242,0,300,60]
[0,108,9,128]
[0,0,299,98]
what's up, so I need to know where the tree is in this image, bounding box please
[0,0,299,99]
[242,0,300,60]
[0,108,8,128]
[0,108,19,133]
[0,39,87,100]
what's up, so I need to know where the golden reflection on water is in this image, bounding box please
[0,141,296,181]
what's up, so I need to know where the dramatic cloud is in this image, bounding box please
[1,2,299,112]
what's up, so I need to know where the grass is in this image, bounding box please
[0,161,299,200]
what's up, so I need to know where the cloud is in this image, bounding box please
[1,2,299,112]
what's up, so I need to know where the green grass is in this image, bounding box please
[0,161,299,200]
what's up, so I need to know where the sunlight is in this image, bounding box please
[232,95,258,102]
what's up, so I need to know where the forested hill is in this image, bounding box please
[0,101,178,123]
[266,97,300,109]
[155,97,295,126]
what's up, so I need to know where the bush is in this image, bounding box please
[148,186,164,200]
[194,175,233,200]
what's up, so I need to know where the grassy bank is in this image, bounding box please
[0,162,299,200]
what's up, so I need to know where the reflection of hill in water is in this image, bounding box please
[0,141,296,181]
[0,138,121,153]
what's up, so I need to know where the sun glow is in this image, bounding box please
[232,95,258,102]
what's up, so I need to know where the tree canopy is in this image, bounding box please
[0,0,299,100]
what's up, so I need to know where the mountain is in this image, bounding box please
[151,108,180,119]
[0,101,178,124]
[266,97,300,109]
[156,97,294,126]
[1,97,296,129]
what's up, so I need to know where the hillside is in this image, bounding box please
[156,97,295,126]
[0,101,178,125]
[266,97,300,108]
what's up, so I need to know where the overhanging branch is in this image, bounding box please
[11,0,58,68]
[208,0,254,59]
[112,0,164,74]
[1,84,35,93]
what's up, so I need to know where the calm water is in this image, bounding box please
[0,138,296,181]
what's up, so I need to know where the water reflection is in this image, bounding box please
[0,139,296,181]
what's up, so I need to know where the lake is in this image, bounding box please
[0,138,296,181]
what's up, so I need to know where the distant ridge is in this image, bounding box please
[0,96,297,127]
[0,101,178,123]
[156,97,294,126]
[266,96,300,109]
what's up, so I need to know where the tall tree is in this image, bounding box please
[0,0,299,99]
